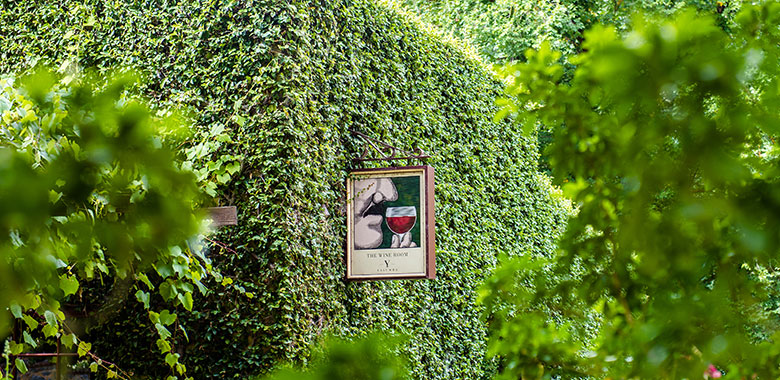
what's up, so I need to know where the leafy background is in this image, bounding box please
[484,3,780,379]
[0,0,569,378]
[393,0,741,65]
[392,0,742,174]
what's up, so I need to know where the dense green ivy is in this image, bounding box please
[0,0,568,378]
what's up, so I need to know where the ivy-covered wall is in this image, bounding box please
[0,0,569,378]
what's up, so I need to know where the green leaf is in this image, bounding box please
[16,359,28,374]
[90,362,98,372]
[59,274,80,296]
[136,290,150,309]
[44,310,58,327]
[172,260,188,276]
[204,181,217,197]
[84,14,96,27]
[78,341,92,357]
[165,353,180,368]
[156,264,174,278]
[159,309,177,326]
[10,303,22,319]
[23,294,41,310]
[155,323,172,340]
[42,324,58,338]
[178,291,194,311]
[232,114,246,127]
[178,324,189,342]
[210,123,225,135]
[49,190,62,204]
[169,246,184,257]
[216,172,230,184]
[23,331,37,348]
[226,162,241,175]
[179,282,194,293]
[194,279,208,295]
[22,314,38,330]
[160,281,177,301]
[10,341,24,355]
[137,273,154,290]
[156,338,172,353]
[61,333,77,349]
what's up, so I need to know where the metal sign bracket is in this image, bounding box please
[350,130,430,163]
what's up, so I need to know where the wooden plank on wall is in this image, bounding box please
[206,206,238,227]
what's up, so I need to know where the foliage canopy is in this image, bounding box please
[0,70,210,378]
[395,0,742,65]
[486,2,780,379]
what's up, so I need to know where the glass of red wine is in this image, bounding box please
[386,206,417,244]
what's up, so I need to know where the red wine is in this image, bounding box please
[387,216,416,234]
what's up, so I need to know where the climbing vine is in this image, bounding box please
[0,70,215,379]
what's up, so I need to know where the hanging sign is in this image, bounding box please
[346,165,435,280]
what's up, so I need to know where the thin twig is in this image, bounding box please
[203,236,258,260]
[60,321,133,380]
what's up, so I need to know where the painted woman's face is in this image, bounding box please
[353,178,398,249]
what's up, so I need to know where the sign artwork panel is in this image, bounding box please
[346,166,435,280]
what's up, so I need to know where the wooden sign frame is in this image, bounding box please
[346,165,435,280]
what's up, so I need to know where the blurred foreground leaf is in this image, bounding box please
[261,333,408,380]
[490,2,780,379]
[1,68,211,379]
